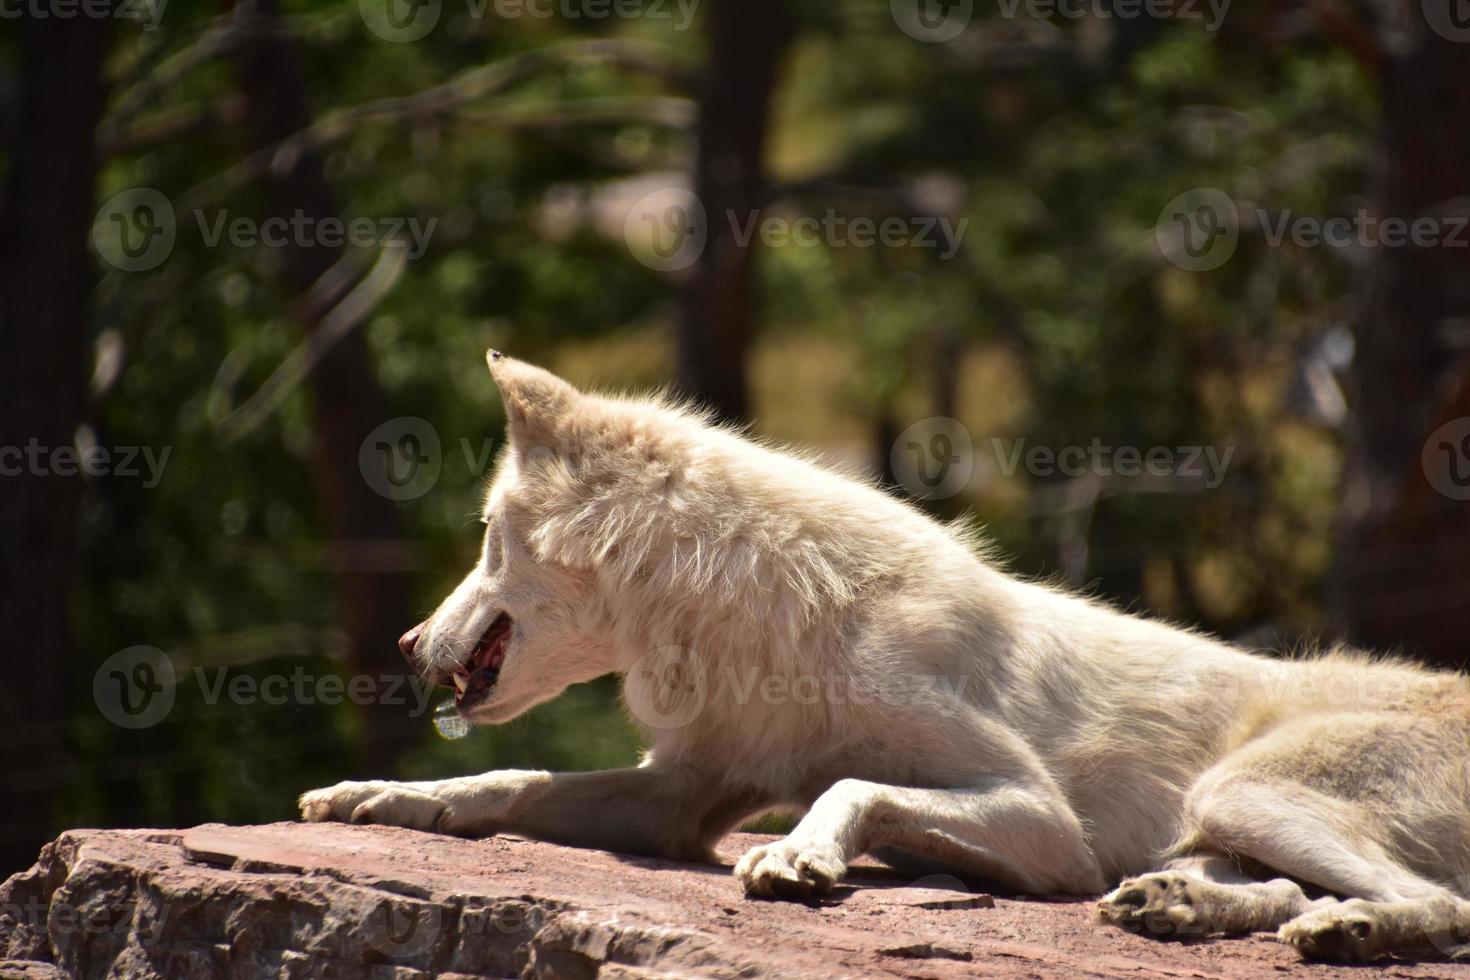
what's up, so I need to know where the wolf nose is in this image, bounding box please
[398,623,424,664]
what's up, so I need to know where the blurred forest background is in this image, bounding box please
[3,0,1469,876]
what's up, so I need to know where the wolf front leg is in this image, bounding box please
[735,777,1107,899]
[301,764,764,860]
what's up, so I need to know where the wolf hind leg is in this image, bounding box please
[1162,714,1467,961]
[1278,896,1470,962]
[1096,852,1330,939]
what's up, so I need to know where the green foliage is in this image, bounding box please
[11,0,1377,833]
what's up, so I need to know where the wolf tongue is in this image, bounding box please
[473,643,500,672]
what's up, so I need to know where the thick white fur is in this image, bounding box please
[302,355,1470,962]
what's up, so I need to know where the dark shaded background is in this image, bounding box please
[2,0,1468,877]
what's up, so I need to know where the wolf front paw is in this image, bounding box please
[1095,873,1207,939]
[1279,901,1385,962]
[299,780,451,833]
[735,839,846,900]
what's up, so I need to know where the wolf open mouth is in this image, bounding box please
[452,612,511,707]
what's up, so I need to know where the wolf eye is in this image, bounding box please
[481,523,503,570]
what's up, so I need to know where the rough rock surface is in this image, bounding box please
[1,822,1467,979]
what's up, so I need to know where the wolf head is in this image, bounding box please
[399,351,943,730]
[397,353,620,723]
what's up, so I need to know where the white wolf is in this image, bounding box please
[302,353,1470,962]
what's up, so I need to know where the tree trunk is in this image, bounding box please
[228,0,420,771]
[1333,21,1470,669]
[0,13,112,874]
[675,0,793,423]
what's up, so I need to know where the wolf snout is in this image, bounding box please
[398,622,425,664]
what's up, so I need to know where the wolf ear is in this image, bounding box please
[486,351,579,446]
